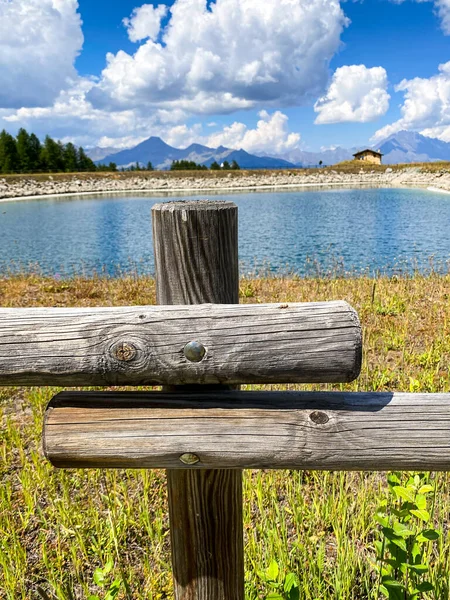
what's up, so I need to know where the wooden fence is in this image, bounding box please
[1,199,449,600]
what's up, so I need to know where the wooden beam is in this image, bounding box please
[44,390,450,471]
[0,300,361,386]
[153,200,244,600]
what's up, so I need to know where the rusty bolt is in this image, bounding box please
[184,341,206,363]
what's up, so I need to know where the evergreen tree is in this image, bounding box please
[16,128,33,173]
[222,160,231,170]
[77,147,96,172]
[41,135,64,172]
[146,161,153,171]
[28,133,42,172]
[210,161,221,170]
[0,130,19,173]
[231,160,240,170]
[63,142,78,172]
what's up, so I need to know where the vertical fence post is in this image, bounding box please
[152,200,244,600]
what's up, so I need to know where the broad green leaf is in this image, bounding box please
[393,486,416,503]
[382,528,407,552]
[88,596,100,600]
[93,568,105,587]
[104,560,114,574]
[418,529,440,541]
[415,581,434,592]
[374,540,384,557]
[375,514,389,527]
[415,494,427,510]
[105,579,121,600]
[410,509,430,522]
[410,541,422,561]
[266,561,279,581]
[382,578,405,588]
[418,485,434,495]
[284,572,299,593]
[406,563,429,573]
[393,522,414,537]
[388,472,401,486]
[380,585,389,598]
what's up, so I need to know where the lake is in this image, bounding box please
[0,187,449,277]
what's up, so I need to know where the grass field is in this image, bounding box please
[1,159,449,184]
[1,272,450,599]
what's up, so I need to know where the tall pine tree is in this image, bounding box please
[16,128,32,173]
[0,130,19,174]
[63,142,78,172]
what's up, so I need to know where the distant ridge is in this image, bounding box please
[96,136,296,170]
[92,130,450,169]
[377,131,450,164]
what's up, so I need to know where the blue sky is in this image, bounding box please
[1,0,449,154]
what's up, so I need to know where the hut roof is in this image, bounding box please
[353,148,383,157]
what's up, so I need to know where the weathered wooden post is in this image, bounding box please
[152,200,243,600]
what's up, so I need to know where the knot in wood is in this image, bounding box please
[113,342,137,363]
[309,411,329,425]
[180,453,200,465]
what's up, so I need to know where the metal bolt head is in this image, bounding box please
[113,342,137,362]
[180,453,200,465]
[184,341,206,363]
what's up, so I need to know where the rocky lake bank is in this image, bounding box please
[1,167,450,200]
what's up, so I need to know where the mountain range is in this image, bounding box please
[92,136,295,170]
[89,130,450,169]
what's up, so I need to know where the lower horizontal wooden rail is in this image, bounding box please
[44,391,450,470]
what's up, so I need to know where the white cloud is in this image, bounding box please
[314,65,390,124]
[1,83,301,155]
[88,0,349,114]
[1,78,184,148]
[123,4,168,43]
[206,111,301,154]
[391,0,450,34]
[0,0,83,109]
[372,61,450,143]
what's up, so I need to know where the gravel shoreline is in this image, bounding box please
[1,168,450,200]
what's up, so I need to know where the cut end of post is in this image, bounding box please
[152,199,237,213]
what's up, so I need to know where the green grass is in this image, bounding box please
[1,273,450,599]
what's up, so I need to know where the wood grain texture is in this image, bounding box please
[0,301,361,386]
[45,390,450,471]
[153,200,244,600]
[152,200,239,306]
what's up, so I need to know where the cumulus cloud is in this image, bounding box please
[314,65,390,124]
[1,81,300,156]
[123,4,168,42]
[372,61,450,143]
[206,111,301,154]
[88,0,348,114]
[1,78,180,148]
[0,0,83,109]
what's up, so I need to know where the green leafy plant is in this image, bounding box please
[259,560,300,600]
[374,472,440,599]
[88,560,122,600]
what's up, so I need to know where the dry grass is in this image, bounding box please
[1,160,450,184]
[1,273,450,599]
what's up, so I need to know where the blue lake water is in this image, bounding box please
[0,187,449,277]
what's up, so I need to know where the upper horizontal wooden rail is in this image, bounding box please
[0,301,361,386]
[44,390,450,470]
